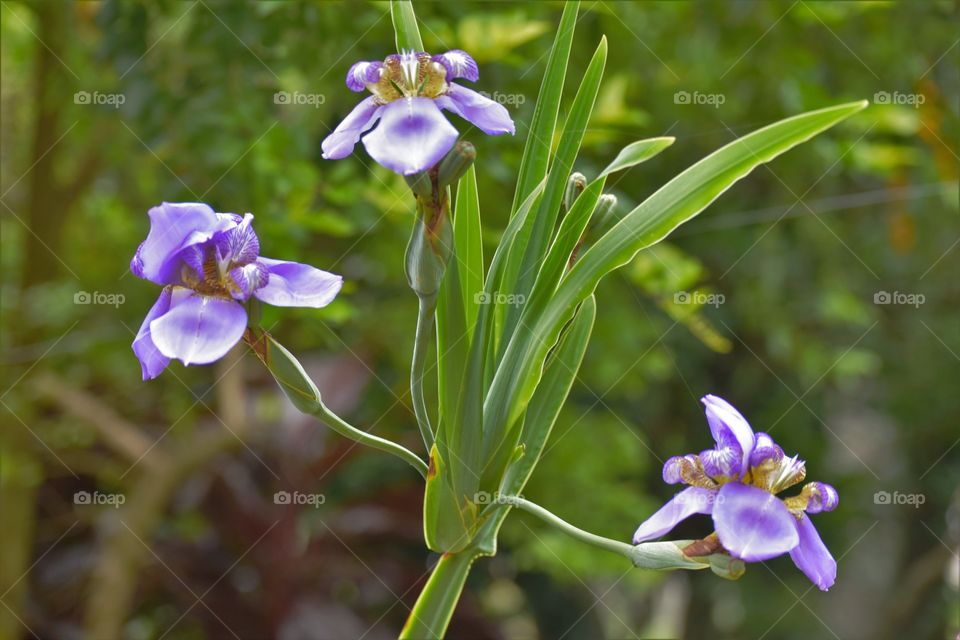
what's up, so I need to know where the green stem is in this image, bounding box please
[312,400,428,479]
[400,549,480,639]
[497,495,719,572]
[497,495,635,558]
[411,293,437,450]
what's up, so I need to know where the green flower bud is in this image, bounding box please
[437,140,476,188]
[564,172,587,212]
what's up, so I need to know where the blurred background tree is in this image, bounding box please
[1,1,957,639]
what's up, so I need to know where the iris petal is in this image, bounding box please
[321,96,384,161]
[254,258,342,308]
[361,97,458,175]
[132,287,173,380]
[713,483,799,561]
[346,60,382,91]
[702,395,756,476]
[432,50,479,82]
[789,514,837,590]
[436,84,515,135]
[149,289,247,366]
[632,486,718,544]
[804,482,839,514]
[132,203,226,285]
[214,213,259,267]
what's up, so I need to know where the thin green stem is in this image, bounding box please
[411,293,437,450]
[497,494,635,558]
[312,400,428,479]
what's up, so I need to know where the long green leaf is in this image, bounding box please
[474,296,596,554]
[526,137,676,312]
[486,101,869,435]
[390,0,424,51]
[509,1,579,216]
[500,295,595,493]
[598,136,676,178]
[499,36,608,346]
[454,166,484,340]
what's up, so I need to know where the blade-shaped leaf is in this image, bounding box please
[486,101,869,436]
[473,296,596,554]
[498,36,607,347]
[454,166,484,339]
[599,137,676,178]
[510,1,579,215]
[391,0,424,52]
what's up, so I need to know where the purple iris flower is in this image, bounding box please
[130,202,342,380]
[633,395,839,590]
[321,49,514,175]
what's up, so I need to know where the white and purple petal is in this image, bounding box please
[789,515,836,590]
[131,203,224,285]
[700,446,741,479]
[132,286,174,380]
[702,395,756,476]
[432,50,479,82]
[321,96,384,161]
[435,84,515,136]
[149,289,248,366]
[229,261,270,301]
[214,213,260,267]
[662,455,692,484]
[253,258,342,308]
[632,486,718,544]
[750,431,784,467]
[360,97,459,175]
[804,482,839,514]
[346,60,383,91]
[713,483,799,562]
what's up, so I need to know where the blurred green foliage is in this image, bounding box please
[1,1,957,639]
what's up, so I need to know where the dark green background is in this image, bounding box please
[1,1,957,638]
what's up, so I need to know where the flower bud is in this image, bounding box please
[437,140,476,187]
[588,194,619,235]
[405,204,453,299]
[563,172,587,212]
